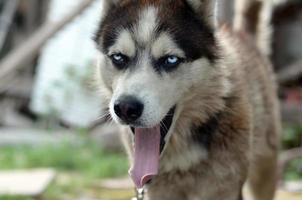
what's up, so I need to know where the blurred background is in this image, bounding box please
[0,0,301,200]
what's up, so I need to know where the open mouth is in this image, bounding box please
[129,106,176,188]
[130,106,176,153]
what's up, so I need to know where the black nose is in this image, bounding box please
[114,96,144,123]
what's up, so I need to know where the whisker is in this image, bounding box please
[97,111,110,119]
[93,111,111,123]
[160,121,169,133]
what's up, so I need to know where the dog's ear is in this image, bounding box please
[186,0,217,26]
[103,0,121,7]
[101,0,122,16]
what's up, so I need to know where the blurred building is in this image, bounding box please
[30,0,102,127]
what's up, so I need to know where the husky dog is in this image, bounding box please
[94,0,280,199]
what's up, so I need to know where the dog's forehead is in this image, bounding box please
[97,0,218,61]
[118,0,184,7]
[98,0,186,47]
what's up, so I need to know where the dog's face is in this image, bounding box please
[95,0,230,186]
[95,0,218,130]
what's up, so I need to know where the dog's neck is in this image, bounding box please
[190,112,222,151]
[159,106,225,173]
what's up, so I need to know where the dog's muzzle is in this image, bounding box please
[114,95,144,124]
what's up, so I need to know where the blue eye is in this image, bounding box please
[110,53,129,69]
[113,54,123,61]
[166,56,179,65]
[156,55,183,72]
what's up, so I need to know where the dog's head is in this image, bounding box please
[95,0,218,126]
[95,0,229,188]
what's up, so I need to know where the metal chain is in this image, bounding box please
[131,188,145,200]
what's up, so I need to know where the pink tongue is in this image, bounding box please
[129,126,161,188]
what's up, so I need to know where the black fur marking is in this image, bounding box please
[191,113,221,150]
[95,1,219,64]
[156,1,219,63]
[94,3,139,53]
[160,106,176,152]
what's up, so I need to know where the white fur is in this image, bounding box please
[151,33,185,59]
[110,52,185,127]
[108,30,136,57]
[257,0,273,56]
[135,7,159,44]
[162,145,208,172]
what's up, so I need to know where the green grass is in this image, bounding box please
[282,124,302,149]
[0,124,301,199]
[282,124,302,180]
[0,197,32,200]
[0,140,128,179]
[285,158,302,180]
[0,138,129,200]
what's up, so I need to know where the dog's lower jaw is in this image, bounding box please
[159,142,208,172]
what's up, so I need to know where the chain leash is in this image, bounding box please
[131,188,145,200]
